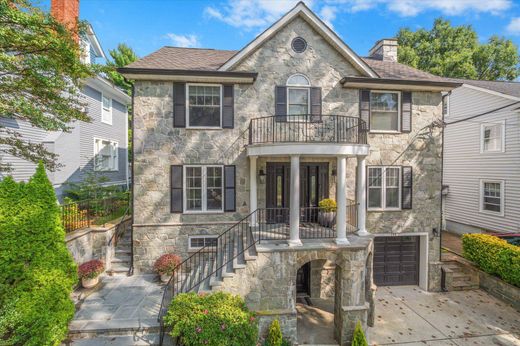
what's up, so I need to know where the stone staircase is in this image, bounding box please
[109,225,132,276]
[441,260,479,291]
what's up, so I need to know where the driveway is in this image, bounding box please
[367,286,520,346]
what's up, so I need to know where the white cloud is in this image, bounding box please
[165,33,200,48]
[319,5,337,28]
[506,17,520,35]
[204,0,314,30]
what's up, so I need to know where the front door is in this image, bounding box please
[266,162,329,222]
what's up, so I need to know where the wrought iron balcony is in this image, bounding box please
[248,114,367,145]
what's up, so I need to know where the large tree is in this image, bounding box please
[397,18,519,81]
[0,0,96,172]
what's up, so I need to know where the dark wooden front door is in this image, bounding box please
[296,262,310,296]
[373,236,420,286]
[265,162,329,223]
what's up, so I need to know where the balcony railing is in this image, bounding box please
[249,114,367,145]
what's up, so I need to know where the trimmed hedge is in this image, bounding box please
[164,292,258,346]
[462,233,520,287]
[0,163,78,345]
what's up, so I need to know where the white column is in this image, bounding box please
[357,156,368,236]
[288,155,302,246]
[249,156,258,226]
[335,155,349,245]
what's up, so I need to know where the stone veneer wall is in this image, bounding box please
[65,225,116,268]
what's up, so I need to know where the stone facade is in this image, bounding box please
[66,225,115,268]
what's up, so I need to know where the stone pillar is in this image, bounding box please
[250,155,258,226]
[288,155,302,246]
[336,155,349,245]
[356,156,368,236]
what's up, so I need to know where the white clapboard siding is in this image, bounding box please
[444,85,520,233]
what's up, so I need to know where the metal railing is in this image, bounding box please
[249,114,367,145]
[157,203,359,344]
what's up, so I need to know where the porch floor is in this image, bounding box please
[297,298,337,345]
[251,223,357,242]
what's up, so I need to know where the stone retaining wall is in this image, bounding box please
[479,269,520,312]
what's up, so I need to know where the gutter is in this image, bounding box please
[341,76,462,91]
[117,67,258,82]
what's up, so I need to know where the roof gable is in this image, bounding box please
[218,2,377,78]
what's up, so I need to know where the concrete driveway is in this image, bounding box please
[367,286,520,346]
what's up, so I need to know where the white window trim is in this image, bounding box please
[186,83,223,129]
[369,90,401,133]
[101,93,112,125]
[367,166,402,211]
[183,165,224,214]
[479,179,505,216]
[93,137,119,172]
[480,120,505,154]
[442,93,450,117]
[286,73,311,118]
[188,235,218,251]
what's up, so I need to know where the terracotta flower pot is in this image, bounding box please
[82,276,99,289]
[160,273,171,283]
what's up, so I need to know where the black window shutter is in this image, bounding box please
[222,85,234,128]
[275,86,287,122]
[173,83,186,128]
[170,165,183,213]
[359,90,370,129]
[224,165,236,212]
[401,91,412,133]
[402,166,413,209]
[310,87,322,122]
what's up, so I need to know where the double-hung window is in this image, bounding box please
[287,74,310,116]
[184,165,223,213]
[101,95,112,124]
[481,121,505,153]
[94,138,118,171]
[187,84,222,128]
[368,166,401,210]
[480,180,504,215]
[370,91,400,132]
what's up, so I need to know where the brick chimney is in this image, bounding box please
[51,0,79,38]
[368,38,398,62]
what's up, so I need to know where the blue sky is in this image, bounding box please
[41,0,520,62]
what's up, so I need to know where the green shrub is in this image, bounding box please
[266,319,283,346]
[318,198,336,212]
[0,162,78,345]
[164,292,258,346]
[462,233,520,287]
[352,321,368,346]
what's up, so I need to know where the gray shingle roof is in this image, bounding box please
[361,57,448,82]
[448,78,520,99]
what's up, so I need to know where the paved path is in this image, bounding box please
[367,286,520,346]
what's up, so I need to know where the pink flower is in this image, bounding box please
[203,309,209,315]
[221,323,226,331]
[196,326,202,333]
[249,316,256,323]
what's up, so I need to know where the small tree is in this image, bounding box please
[266,319,283,346]
[352,321,368,346]
[0,162,78,345]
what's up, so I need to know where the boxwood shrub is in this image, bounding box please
[462,233,520,287]
[164,291,258,346]
[0,163,78,345]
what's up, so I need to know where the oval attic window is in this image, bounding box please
[291,37,307,53]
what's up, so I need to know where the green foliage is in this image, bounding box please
[266,319,283,346]
[63,171,126,201]
[397,18,519,80]
[462,233,520,287]
[352,321,368,346]
[164,292,258,346]
[0,0,97,172]
[0,162,78,345]
[318,198,337,212]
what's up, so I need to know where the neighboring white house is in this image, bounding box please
[0,0,131,199]
[444,79,520,234]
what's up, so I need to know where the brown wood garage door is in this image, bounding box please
[374,236,419,286]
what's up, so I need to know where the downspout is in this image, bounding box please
[439,92,448,263]
[129,83,135,276]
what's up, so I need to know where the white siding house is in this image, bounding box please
[444,80,520,234]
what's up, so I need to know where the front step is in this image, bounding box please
[441,260,479,291]
[66,333,173,346]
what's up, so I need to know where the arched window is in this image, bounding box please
[286,74,310,115]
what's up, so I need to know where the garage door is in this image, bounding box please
[374,236,419,286]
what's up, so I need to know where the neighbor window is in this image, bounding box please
[101,95,112,124]
[187,84,221,127]
[370,91,400,132]
[189,235,218,250]
[480,180,504,215]
[184,165,223,212]
[94,138,118,171]
[287,74,310,116]
[481,122,505,153]
[368,166,401,210]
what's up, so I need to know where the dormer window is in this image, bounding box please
[286,74,310,116]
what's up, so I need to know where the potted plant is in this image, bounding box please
[318,198,336,228]
[154,254,181,283]
[78,259,104,288]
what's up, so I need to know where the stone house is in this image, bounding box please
[120,2,459,344]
